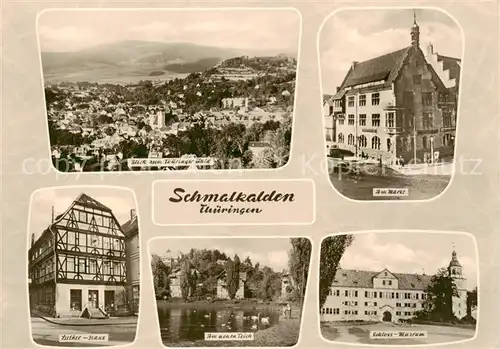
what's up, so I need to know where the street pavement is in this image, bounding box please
[329,163,451,200]
[321,322,475,345]
[31,316,137,347]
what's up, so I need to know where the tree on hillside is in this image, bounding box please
[151,254,170,299]
[416,268,459,322]
[319,235,354,310]
[289,238,312,316]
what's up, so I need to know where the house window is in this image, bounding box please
[371,136,381,150]
[443,134,454,147]
[372,93,380,105]
[338,116,345,125]
[422,92,432,106]
[372,114,381,127]
[348,96,355,107]
[338,133,344,143]
[348,134,355,145]
[358,135,367,148]
[423,112,434,129]
[383,280,386,285]
[329,106,334,115]
[386,112,395,128]
[413,75,422,85]
[359,95,366,106]
[70,289,82,311]
[388,280,392,285]
[443,111,453,128]
[348,114,355,125]
[359,114,367,126]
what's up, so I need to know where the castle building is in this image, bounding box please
[324,14,459,164]
[320,248,468,323]
[28,194,134,318]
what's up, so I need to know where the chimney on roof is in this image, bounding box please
[31,233,35,247]
[51,206,55,223]
[351,61,359,70]
[130,209,136,220]
[336,86,340,93]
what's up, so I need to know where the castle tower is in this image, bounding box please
[411,11,420,48]
[448,244,467,319]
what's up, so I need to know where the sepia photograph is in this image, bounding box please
[320,9,462,200]
[38,9,299,172]
[148,237,311,347]
[28,187,140,346]
[319,231,478,345]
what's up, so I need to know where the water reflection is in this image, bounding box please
[158,303,281,342]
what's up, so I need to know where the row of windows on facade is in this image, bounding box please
[322,308,418,316]
[328,289,428,300]
[31,258,126,282]
[64,257,126,276]
[339,300,422,308]
[336,133,455,151]
[336,111,453,129]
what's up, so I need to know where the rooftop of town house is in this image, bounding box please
[331,268,433,291]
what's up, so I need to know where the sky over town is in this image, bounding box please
[335,232,478,290]
[149,237,306,272]
[29,187,136,240]
[320,8,463,93]
[38,9,300,53]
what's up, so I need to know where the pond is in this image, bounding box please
[158,303,282,343]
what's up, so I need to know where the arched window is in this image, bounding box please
[348,134,355,145]
[371,136,381,150]
[422,136,428,150]
[338,133,344,143]
[358,135,367,148]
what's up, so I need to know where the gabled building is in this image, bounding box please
[122,209,140,313]
[326,15,459,164]
[320,248,468,323]
[28,194,130,318]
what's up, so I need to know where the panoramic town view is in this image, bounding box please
[28,187,140,346]
[321,9,462,200]
[149,237,311,347]
[38,10,299,172]
[319,232,478,345]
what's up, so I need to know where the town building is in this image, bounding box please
[122,209,140,313]
[325,15,459,164]
[168,264,199,298]
[216,271,247,300]
[320,248,468,323]
[28,194,134,318]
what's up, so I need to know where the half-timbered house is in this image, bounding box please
[29,193,129,318]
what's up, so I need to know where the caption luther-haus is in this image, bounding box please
[28,193,140,318]
[324,15,460,164]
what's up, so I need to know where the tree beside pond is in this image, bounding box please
[288,238,312,316]
[151,254,171,300]
[225,257,240,300]
[319,235,354,310]
[180,260,192,301]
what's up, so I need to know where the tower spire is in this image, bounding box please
[411,9,420,48]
